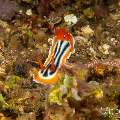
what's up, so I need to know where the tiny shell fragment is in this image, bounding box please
[98,44,110,55]
[81,25,94,38]
[64,14,78,25]
[26,9,32,16]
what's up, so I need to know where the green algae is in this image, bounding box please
[5,75,21,89]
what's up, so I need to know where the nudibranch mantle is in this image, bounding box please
[33,28,75,84]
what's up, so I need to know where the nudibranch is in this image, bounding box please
[33,28,75,84]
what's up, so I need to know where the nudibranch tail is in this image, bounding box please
[33,71,58,84]
[33,28,75,85]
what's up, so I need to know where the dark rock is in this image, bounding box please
[0,0,19,21]
[14,63,28,77]
[37,0,51,17]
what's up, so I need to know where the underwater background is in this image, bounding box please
[0,0,120,120]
